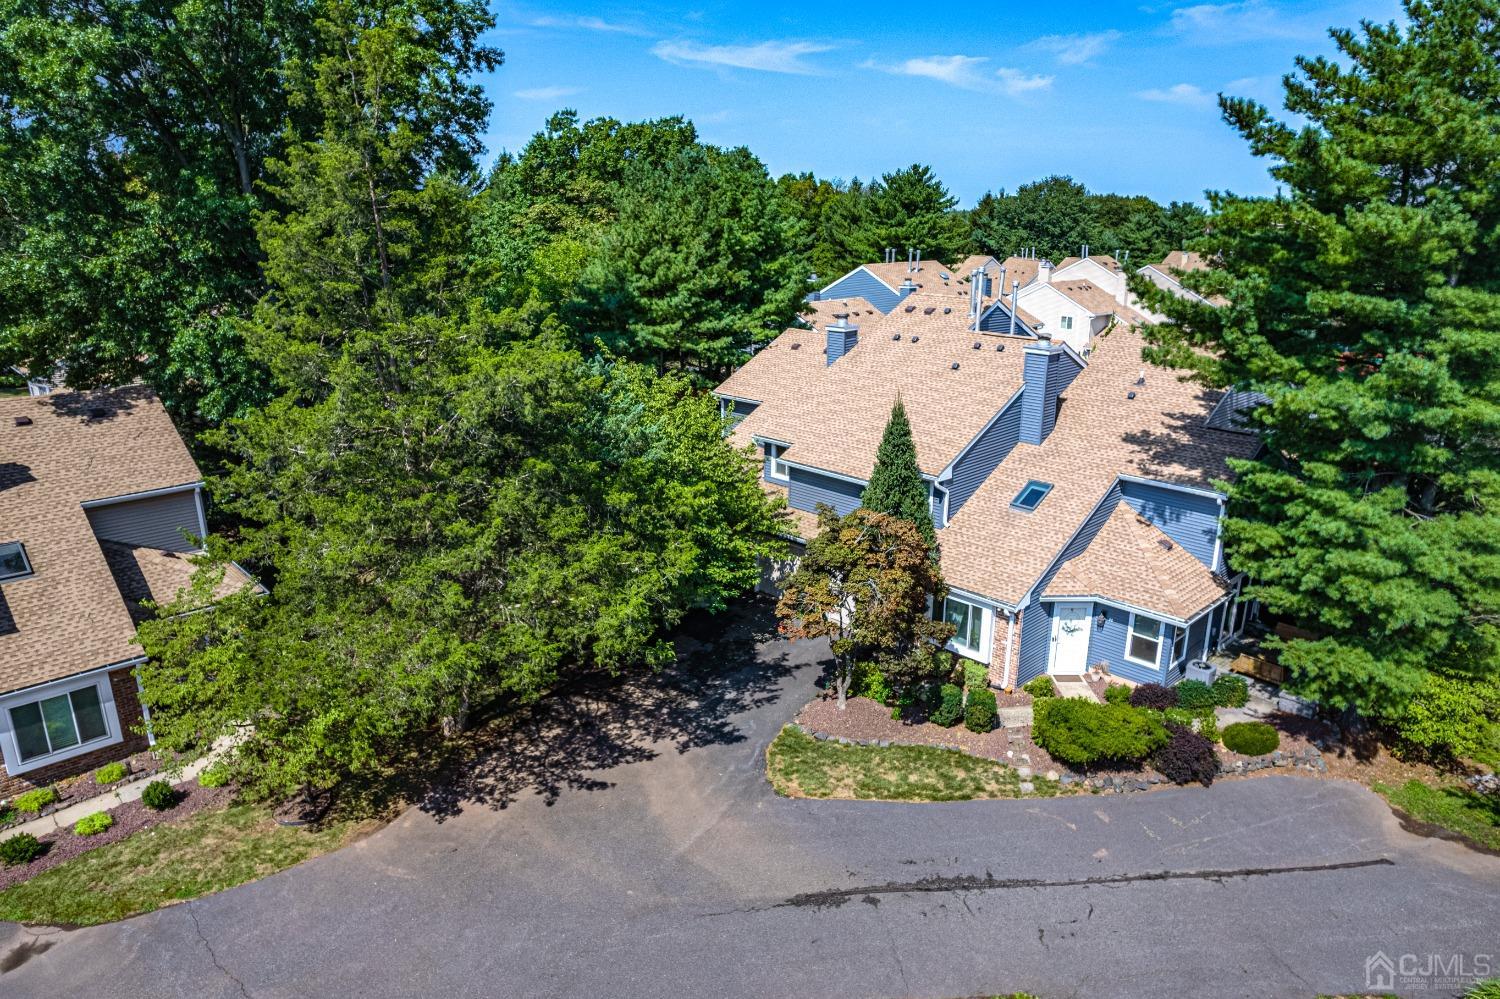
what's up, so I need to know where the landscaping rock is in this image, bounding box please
[1017,766,1032,780]
[1019,781,1035,794]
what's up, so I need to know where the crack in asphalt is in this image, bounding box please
[187,908,252,999]
[708,857,1395,913]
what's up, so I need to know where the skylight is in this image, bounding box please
[1010,481,1052,512]
[0,541,32,581]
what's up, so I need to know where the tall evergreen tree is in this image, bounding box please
[1137,0,1500,751]
[860,164,970,264]
[863,399,936,547]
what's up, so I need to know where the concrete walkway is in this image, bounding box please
[5,753,216,839]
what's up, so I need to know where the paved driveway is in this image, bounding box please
[3,602,1498,998]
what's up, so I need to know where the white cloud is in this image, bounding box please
[652,39,834,75]
[868,55,1052,95]
[513,86,583,101]
[1167,1,1315,43]
[1137,82,1217,107]
[1026,30,1122,66]
[528,15,650,37]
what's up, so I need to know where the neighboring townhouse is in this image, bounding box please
[714,287,1262,691]
[1134,250,1220,320]
[0,385,254,797]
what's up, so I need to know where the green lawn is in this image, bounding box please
[1374,779,1500,853]
[767,725,1065,801]
[0,803,372,926]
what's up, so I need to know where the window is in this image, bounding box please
[1060,315,1074,331]
[8,684,111,763]
[944,597,985,654]
[766,444,789,480]
[1126,614,1164,667]
[1172,625,1188,665]
[1011,480,1052,511]
[0,541,31,581]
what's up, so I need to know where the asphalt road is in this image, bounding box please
[2,602,1497,998]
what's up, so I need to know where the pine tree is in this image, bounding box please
[863,399,936,547]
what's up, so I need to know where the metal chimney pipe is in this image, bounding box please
[1009,280,1019,336]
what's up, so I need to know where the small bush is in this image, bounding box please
[0,832,45,867]
[1023,675,1056,699]
[930,684,965,727]
[73,811,114,836]
[12,787,57,814]
[850,661,891,705]
[1175,679,1216,712]
[1155,726,1218,786]
[1465,978,1500,999]
[1103,683,1132,705]
[1197,710,1220,744]
[198,765,230,789]
[965,688,998,733]
[1033,699,1168,767]
[94,761,128,785]
[1222,721,1280,756]
[1129,683,1177,711]
[963,660,988,693]
[1212,674,1249,708]
[140,779,177,811]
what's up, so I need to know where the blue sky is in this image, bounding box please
[480,0,1404,207]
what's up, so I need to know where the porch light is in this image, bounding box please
[1095,613,1107,628]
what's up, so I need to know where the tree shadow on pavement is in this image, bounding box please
[412,597,815,821]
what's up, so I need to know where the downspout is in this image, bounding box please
[135,673,156,747]
[1003,610,1017,690]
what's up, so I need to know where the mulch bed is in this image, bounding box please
[796,693,1018,761]
[0,781,235,891]
[993,688,1033,708]
[1,748,166,833]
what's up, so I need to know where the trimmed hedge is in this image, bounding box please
[1103,683,1132,705]
[1175,679,1216,712]
[1155,726,1218,786]
[1022,675,1056,699]
[1033,699,1168,767]
[931,684,965,727]
[1212,674,1249,708]
[1129,683,1177,711]
[141,779,177,811]
[0,832,44,867]
[74,811,114,836]
[1222,721,1280,756]
[12,787,56,814]
[963,660,988,693]
[965,688,998,733]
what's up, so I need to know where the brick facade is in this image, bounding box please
[0,668,150,799]
[987,608,1020,690]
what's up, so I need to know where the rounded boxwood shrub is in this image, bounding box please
[1222,721,1280,756]
[94,761,128,785]
[965,688,998,733]
[1022,675,1056,699]
[12,787,57,814]
[1103,683,1132,705]
[1155,726,1218,786]
[198,765,230,789]
[73,811,114,836]
[963,660,988,693]
[1175,679,1216,712]
[1129,683,1177,711]
[0,832,45,867]
[140,779,177,811]
[1033,699,1169,767]
[930,683,965,727]
[1212,674,1250,708]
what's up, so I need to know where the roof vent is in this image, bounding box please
[1127,390,1137,400]
[13,416,32,427]
[995,344,1005,352]
[1158,538,1174,551]
[942,307,951,314]
[910,335,920,343]
[790,342,801,350]
[972,341,982,350]
[923,307,935,315]
[904,305,916,313]
[892,333,902,341]
[951,362,960,371]
[1136,369,1146,386]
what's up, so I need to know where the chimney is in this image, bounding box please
[898,277,917,300]
[825,313,859,365]
[1009,280,1020,336]
[1082,244,1089,259]
[1038,258,1053,284]
[969,268,985,329]
[907,247,915,272]
[914,249,922,272]
[1020,341,1070,445]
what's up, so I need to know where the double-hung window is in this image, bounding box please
[944,597,986,656]
[1125,613,1164,667]
[1060,315,1074,331]
[766,444,789,481]
[3,678,117,771]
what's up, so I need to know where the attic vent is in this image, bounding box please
[940,271,951,281]
[13,416,32,427]
[892,333,902,341]
[1127,390,1137,400]
[922,307,935,315]
[950,362,960,371]
[910,335,920,343]
[790,342,801,350]
[1157,538,1174,551]
[995,344,1005,352]
[972,341,982,350]
[904,305,916,313]
[942,307,951,314]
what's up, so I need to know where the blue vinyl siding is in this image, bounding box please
[786,465,863,516]
[817,268,902,313]
[732,399,757,417]
[1088,605,1173,685]
[1019,347,1083,446]
[979,304,1037,337]
[930,486,945,527]
[1119,480,1221,568]
[947,396,1022,517]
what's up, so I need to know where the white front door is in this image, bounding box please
[1049,602,1092,675]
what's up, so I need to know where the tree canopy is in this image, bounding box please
[1136,0,1500,754]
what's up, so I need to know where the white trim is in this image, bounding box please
[0,540,34,582]
[713,392,761,406]
[749,433,793,449]
[1039,591,1226,629]
[766,443,790,482]
[1003,611,1017,688]
[1124,612,1165,669]
[0,669,127,776]
[1211,494,1226,572]
[945,584,1017,614]
[942,595,992,664]
[1116,473,1224,502]
[778,457,866,487]
[974,301,1039,337]
[80,481,204,509]
[193,486,209,543]
[1135,265,1213,306]
[1048,601,1093,675]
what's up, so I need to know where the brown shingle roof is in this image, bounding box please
[938,324,1260,607]
[799,296,882,330]
[1042,502,1228,621]
[1158,250,1210,274]
[998,256,1041,290]
[0,386,206,692]
[100,541,259,626]
[714,327,829,405]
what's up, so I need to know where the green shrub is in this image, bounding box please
[73,811,114,836]
[1465,978,1500,999]
[1033,699,1168,767]
[94,761,128,785]
[1222,721,1280,756]
[1129,683,1177,710]
[1197,710,1220,744]
[140,779,177,811]
[1155,726,1218,786]
[12,787,57,814]
[198,765,230,789]
[1023,675,1056,699]
[930,684,965,727]
[0,832,45,867]
[1211,674,1249,708]
[965,688,998,733]
[1103,683,1131,705]
[850,661,891,705]
[1176,679,1216,712]
[963,660,988,693]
